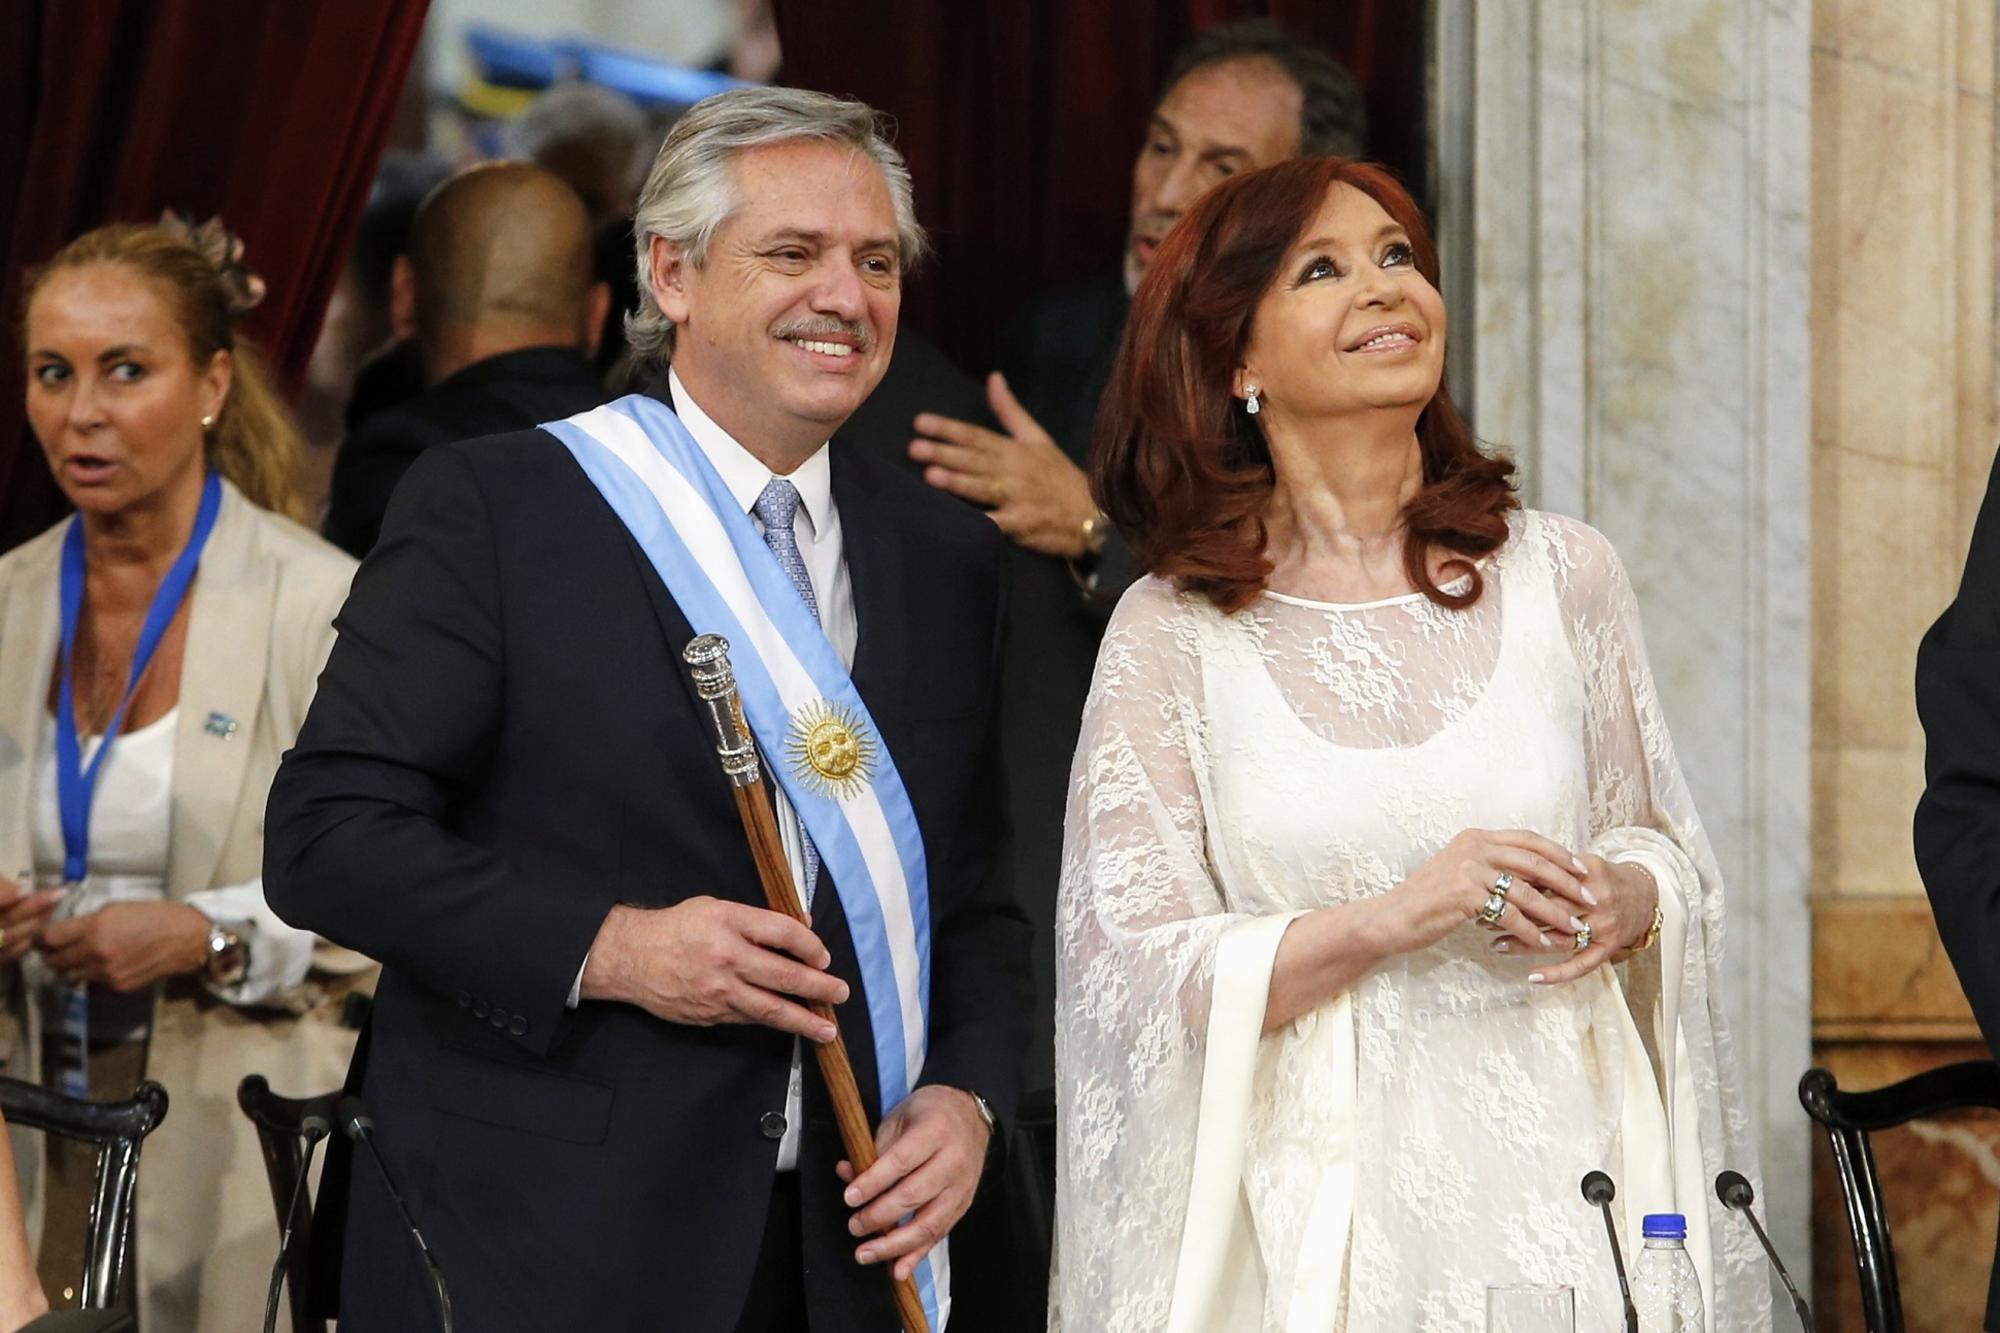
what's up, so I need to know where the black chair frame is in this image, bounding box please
[236,1074,332,1333]
[1799,1059,2000,1333]
[0,1077,167,1312]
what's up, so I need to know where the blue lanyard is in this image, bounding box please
[55,471,222,883]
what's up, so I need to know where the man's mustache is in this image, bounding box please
[771,316,874,351]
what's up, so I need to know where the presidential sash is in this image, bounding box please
[543,395,946,1326]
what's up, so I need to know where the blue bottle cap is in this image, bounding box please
[1642,1212,1687,1239]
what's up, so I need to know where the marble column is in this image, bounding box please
[1435,0,1815,1284]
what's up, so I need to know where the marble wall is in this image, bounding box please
[1442,0,1816,1282]
[1807,2,2000,1326]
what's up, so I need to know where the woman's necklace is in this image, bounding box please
[67,612,143,735]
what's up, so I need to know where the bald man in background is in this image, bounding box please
[323,162,612,557]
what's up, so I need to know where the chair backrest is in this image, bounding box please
[0,1077,167,1311]
[1799,1060,2000,1333]
[235,1075,334,1333]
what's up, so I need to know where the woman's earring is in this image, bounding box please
[200,414,215,431]
[1244,386,1261,416]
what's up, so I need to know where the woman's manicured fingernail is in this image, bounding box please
[1538,932,1551,948]
[1570,916,1587,932]
[1580,886,1599,906]
[1573,856,1588,873]
[1528,972,1546,984]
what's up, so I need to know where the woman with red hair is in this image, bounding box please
[1053,158,1767,1330]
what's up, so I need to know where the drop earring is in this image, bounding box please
[1244,386,1261,416]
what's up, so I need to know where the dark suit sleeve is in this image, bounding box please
[266,445,616,1058]
[1916,448,2000,1053]
[916,550,1033,1129]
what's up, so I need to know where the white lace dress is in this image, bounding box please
[1052,511,1770,1332]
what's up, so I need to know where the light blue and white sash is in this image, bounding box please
[543,394,946,1325]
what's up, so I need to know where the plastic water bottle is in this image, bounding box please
[1631,1213,1705,1331]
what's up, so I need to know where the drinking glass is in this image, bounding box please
[1485,1283,1575,1333]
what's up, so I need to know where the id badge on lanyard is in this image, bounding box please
[49,471,221,1097]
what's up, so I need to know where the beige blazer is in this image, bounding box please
[0,480,370,1329]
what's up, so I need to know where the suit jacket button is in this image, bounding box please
[759,1111,787,1141]
[455,990,470,1009]
[489,1008,508,1029]
[471,1000,489,1019]
[508,1015,528,1037]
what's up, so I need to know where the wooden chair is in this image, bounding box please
[0,1077,167,1313]
[236,1075,336,1333]
[1799,1060,2000,1333]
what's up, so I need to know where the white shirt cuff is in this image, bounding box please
[185,876,316,1006]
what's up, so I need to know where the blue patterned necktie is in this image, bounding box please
[752,478,821,900]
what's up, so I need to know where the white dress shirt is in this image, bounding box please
[670,370,854,1170]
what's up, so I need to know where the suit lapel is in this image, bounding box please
[832,444,909,711]
[166,488,272,897]
[0,529,63,883]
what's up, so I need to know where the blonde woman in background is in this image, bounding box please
[0,220,371,1327]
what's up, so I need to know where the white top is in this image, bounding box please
[1052,511,1770,1331]
[29,706,315,1006]
[670,369,854,1172]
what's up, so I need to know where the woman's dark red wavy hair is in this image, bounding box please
[1092,156,1516,614]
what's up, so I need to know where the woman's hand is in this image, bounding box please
[1375,829,1597,957]
[0,880,63,965]
[38,902,212,992]
[1524,855,1660,986]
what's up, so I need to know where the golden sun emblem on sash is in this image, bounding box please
[785,699,876,800]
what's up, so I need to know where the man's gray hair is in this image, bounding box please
[625,86,928,361]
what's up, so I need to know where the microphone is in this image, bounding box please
[262,1097,334,1333]
[1716,1169,1814,1330]
[338,1096,455,1333]
[1580,1171,1639,1333]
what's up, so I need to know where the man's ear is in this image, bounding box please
[582,281,612,358]
[648,234,693,326]
[389,255,418,343]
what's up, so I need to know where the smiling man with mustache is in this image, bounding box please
[267,88,1029,1333]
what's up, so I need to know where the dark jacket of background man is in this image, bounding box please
[1915,448,2000,1333]
[322,162,611,558]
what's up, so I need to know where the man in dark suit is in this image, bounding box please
[322,162,612,557]
[266,88,1028,1333]
[906,19,1366,1093]
[1916,449,2000,1332]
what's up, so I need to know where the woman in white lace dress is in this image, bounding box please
[1052,157,1769,1331]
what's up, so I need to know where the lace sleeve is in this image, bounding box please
[1545,515,1770,1321]
[1053,579,1294,1332]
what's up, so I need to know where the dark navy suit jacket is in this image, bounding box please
[265,405,1030,1332]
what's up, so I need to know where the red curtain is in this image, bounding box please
[0,0,430,550]
[770,0,1426,371]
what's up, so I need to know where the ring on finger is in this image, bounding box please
[1476,887,1508,926]
[990,479,1010,505]
[1572,921,1592,952]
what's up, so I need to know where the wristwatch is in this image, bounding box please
[205,923,249,988]
[1078,511,1112,561]
[965,1088,1001,1169]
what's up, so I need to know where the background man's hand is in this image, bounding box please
[835,1084,992,1282]
[910,372,1099,558]
[580,897,848,1042]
